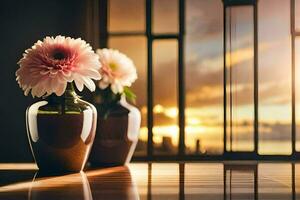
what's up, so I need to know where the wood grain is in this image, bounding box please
[0,162,298,199]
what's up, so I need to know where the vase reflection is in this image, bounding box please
[0,163,298,199]
[28,171,93,200]
[87,166,139,200]
[28,166,139,200]
[0,166,139,200]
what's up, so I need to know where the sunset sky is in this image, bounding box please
[108,0,299,155]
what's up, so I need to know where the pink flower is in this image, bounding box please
[96,48,137,94]
[16,36,101,97]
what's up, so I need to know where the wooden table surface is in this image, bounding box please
[0,162,299,200]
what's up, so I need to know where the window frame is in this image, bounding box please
[98,0,299,160]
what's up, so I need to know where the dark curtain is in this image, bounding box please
[0,0,98,162]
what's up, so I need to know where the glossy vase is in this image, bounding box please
[89,92,141,166]
[26,83,97,173]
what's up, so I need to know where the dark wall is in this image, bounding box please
[0,0,90,162]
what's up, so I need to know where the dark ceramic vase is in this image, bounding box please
[89,93,141,166]
[26,83,97,173]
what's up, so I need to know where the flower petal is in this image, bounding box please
[16,35,102,97]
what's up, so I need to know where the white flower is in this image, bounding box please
[96,48,137,94]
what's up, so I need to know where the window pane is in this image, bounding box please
[153,40,178,155]
[108,0,145,32]
[258,0,292,155]
[295,0,300,32]
[108,36,147,156]
[296,38,300,151]
[153,0,178,34]
[225,6,254,152]
[185,0,223,155]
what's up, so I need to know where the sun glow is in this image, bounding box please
[187,118,202,125]
[164,108,178,118]
[153,104,164,113]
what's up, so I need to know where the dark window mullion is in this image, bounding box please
[152,34,179,39]
[253,0,259,155]
[178,0,185,156]
[146,0,154,159]
[99,0,108,48]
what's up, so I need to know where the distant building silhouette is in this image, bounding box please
[162,136,174,152]
[195,139,201,155]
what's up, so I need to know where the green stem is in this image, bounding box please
[62,82,76,114]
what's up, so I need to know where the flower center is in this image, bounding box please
[52,51,66,60]
[109,62,118,71]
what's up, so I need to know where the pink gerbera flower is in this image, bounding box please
[16,35,101,97]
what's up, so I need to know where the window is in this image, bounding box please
[225,4,255,153]
[103,0,184,158]
[185,0,223,155]
[99,0,299,160]
[258,0,292,155]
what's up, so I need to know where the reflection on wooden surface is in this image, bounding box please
[28,172,93,200]
[0,162,299,199]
